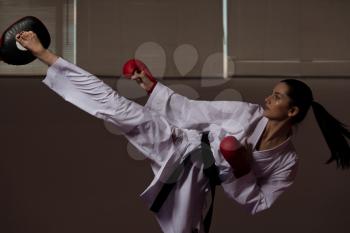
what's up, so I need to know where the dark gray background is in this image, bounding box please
[1,0,349,232]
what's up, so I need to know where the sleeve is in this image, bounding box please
[144,82,262,131]
[220,156,298,215]
[42,58,198,165]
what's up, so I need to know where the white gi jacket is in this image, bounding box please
[42,58,298,233]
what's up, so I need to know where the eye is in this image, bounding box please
[271,93,278,100]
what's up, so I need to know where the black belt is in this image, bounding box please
[150,131,221,233]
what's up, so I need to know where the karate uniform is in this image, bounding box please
[42,58,299,233]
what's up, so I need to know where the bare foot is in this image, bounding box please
[16,31,57,66]
[16,31,45,57]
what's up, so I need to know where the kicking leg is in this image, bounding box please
[16,31,201,167]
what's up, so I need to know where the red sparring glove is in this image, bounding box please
[220,136,251,178]
[122,59,157,95]
[0,16,50,65]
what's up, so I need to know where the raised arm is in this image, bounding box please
[144,82,262,131]
[123,60,263,131]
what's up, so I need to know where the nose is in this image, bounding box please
[265,95,271,103]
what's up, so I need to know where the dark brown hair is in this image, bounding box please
[281,79,350,169]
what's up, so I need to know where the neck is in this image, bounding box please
[262,119,293,143]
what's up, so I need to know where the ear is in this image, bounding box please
[288,106,299,118]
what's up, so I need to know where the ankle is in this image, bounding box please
[33,47,47,58]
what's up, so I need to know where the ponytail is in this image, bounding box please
[311,101,350,169]
[280,79,350,169]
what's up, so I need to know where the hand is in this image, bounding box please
[122,59,157,95]
[220,136,251,178]
[130,70,156,93]
[16,31,45,57]
[231,146,251,178]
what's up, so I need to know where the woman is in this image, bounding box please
[16,31,350,233]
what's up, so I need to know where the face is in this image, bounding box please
[263,82,297,122]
